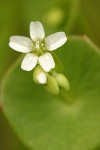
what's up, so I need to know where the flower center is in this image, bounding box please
[35,41,45,50]
[34,41,46,55]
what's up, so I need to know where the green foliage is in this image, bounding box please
[0,0,22,81]
[0,111,29,150]
[0,0,100,149]
[1,37,100,150]
[0,0,100,82]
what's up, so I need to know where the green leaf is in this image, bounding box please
[0,0,23,82]
[20,0,80,34]
[69,0,100,47]
[0,111,29,150]
[1,36,100,150]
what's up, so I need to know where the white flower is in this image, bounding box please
[9,21,67,72]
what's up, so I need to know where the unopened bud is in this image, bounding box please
[45,75,59,95]
[55,73,70,90]
[33,66,47,84]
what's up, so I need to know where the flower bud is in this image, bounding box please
[45,75,59,95]
[33,66,47,84]
[55,73,70,90]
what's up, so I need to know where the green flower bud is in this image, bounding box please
[45,75,59,95]
[55,73,70,90]
[33,66,47,84]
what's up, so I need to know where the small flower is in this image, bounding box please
[9,21,67,72]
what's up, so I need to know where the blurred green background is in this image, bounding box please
[0,0,100,149]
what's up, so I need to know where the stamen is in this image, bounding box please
[35,41,40,49]
[41,43,45,49]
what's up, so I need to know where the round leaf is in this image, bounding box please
[1,36,100,150]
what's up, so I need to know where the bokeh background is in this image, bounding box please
[0,0,100,149]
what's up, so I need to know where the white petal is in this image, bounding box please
[36,72,47,84]
[39,53,55,72]
[45,32,67,51]
[30,21,45,42]
[21,53,38,71]
[9,36,34,53]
